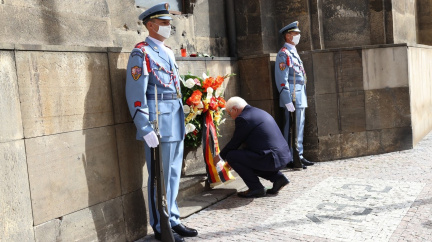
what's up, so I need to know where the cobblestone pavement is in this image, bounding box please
[142,132,432,241]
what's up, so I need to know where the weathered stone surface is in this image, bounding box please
[16,51,114,138]
[34,197,126,242]
[363,46,409,90]
[341,131,368,158]
[304,94,318,138]
[177,59,206,76]
[108,52,132,124]
[392,0,417,44]
[316,93,339,136]
[170,15,198,56]
[261,1,277,53]
[303,136,319,161]
[417,0,432,45]
[237,34,265,57]
[239,55,273,100]
[335,49,363,93]
[365,87,411,131]
[322,0,370,48]
[408,47,432,145]
[122,189,148,242]
[0,140,34,242]
[318,134,341,161]
[367,127,413,154]
[116,123,147,195]
[106,0,147,50]
[0,3,111,47]
[183,146,206,176]
[340,91,366,133]
[369,0,388,45]
[313,52,337,95]
[26,127,121,225]
[0,51,23,143]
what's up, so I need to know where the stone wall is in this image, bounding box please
[235,44,432,162]
[417,0,432,45]
[0,0,229,56]
[0,44,239,241]
[234,0,425,56]
[408,46,432,145]
[300,44,414,161]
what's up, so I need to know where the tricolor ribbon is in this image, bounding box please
[202,111,235,187]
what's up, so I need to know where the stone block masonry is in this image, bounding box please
[0,44,240,241]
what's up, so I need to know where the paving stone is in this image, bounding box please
[137,131,432,242]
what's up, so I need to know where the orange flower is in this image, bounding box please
[216,97,226,108]
[202,77,215,91]
[212,76,224,90]
[186,90,202,106]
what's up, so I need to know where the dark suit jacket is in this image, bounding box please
[220,105,291,170]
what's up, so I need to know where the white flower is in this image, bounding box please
[219,118,226,125]
[197,101,204,109]
[183,105,191,114]
[203,73,209,80]
[215,86,224,98]
[184,78,195,89]
[185,123,196,134]
[206,87,214,101]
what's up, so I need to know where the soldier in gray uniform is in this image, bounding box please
[274,21,315,169]
[125,3,197,242]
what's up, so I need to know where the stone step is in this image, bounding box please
[177,170,246,218]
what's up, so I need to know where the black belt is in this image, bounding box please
[146,93,180,100]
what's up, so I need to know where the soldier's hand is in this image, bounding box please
[285,102,295,112]
[144,131,159,148]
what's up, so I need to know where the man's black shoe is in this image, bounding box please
[301,158,314,166]
[286,162,307,169]
[154,231,185,242]
[267,176,289,194]
[237,188,266,198]
[172,223,198,237]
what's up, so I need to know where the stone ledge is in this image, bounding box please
[178,171,244,218]
[14,44,108,52]
[300,43,409,54]
[0,43,14,50]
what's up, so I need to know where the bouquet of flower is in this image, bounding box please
[181,72,234,148]
[181,72,236,187]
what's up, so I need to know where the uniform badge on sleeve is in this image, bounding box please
[131,66,142,80]
[279,62,287,71]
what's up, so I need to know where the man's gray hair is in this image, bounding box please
[226,96,248,111]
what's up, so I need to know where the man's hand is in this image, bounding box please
[213,154,221,166]
[144,131,159,148]
[285,102,295,112]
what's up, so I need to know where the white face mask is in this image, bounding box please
[292,34,301,45]
[153,23,171,39]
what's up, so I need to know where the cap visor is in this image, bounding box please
[155,16,172,20]
[289,28,301,32]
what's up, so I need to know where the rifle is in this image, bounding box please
[290,69,303,170]
[151,86,175,242]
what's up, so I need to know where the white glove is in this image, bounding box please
[143,131,159,148]
[285,102,295,112]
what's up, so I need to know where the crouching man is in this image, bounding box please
[213,97,291,198]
